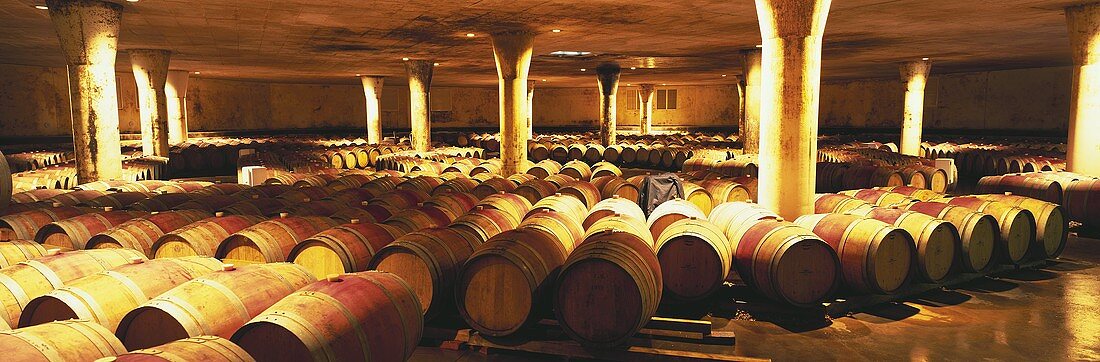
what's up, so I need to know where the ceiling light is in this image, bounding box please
[433,62,440,66]
[193,71,201,75]
[549,51,591,57]
[661,83,667,86]
[580,68,586,72]
[126,0,139,2]
[541,79,547,82]
[34,5,48,9]
[755,44,763,48]
[466,33,476,37]
[722,74,727,77]
[402,57,409,61]
[626,83,632,86]
[922,57,930,61]
[356,74,361,77]
[630,67,637,70]
[551,29,562,33]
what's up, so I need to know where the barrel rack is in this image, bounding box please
[422,316,763,361]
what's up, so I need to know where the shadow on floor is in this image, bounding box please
[954,277,1019,293]
[910,289,972,307]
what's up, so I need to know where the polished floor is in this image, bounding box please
[413,232,1100,361]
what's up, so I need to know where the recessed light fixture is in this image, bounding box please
[580,68,587,72]
[551,29,562,33]
[630,67,637,70]
[541,79,547,82]
[549,51,591,57]
[433,62,440,66]
[34,5,47,9]
[402,57,409,61]
[626,83,632,86]
[661,83,667,86]
[126,0,139,2]
[755,44,763,48]
[922,57,930,61]
[193,71,201,75]
[466,33,476,37]
[356,74,361,77]
[722,74,727,77]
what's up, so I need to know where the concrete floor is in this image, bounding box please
[412,231,1100,361]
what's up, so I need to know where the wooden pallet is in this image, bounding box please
[424,317,761,361]
[717,258,1053,319]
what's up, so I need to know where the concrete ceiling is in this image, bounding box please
[0,0,1091,87]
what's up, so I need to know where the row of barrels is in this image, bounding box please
[528,141,739,170]
[976,171,1099,227]
[456,131,740,151]
[0,248,421,362]
[920,142,1066,181]
[9,157,169,193]
[3,150,73,173]
[818,146,953,193]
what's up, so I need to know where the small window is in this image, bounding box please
[656,89,677,110]
[623,89,639,110]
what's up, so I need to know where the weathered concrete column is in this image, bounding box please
[899,60,932,157]
[527,80,536,139]
[740,49,762,154]
[638,84,656,135]
[165,70,189,144]
[491,31,536,176]
[360,76,385,144]
[405,60,434,152]
[596,63,621,146]
[755,0,832,220]
[47,0,124,183]
[1066,3,1100,177]
[130,49,172,157]
[736,77,746,143]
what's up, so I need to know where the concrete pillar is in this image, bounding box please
[405,60,434,152]
[527,80,536,139]
[47,0,124,183]
[596,63,621,146]
[736,77,746,143]
[1066,3,1100,177]
[638,84,656,135]
[899,60,932,157]
[740,49,762,154]
[491,30,536,176]
[755,0,832,220]
[165,70,189,144]
[360,76,385,144]
[130,49,172,157]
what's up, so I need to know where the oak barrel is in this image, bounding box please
[794,213,914,295]
[151,214,266,258]
[110,336,254,362]
[0,320,126,361]
[655,218,732,302]
[216,216,339,264]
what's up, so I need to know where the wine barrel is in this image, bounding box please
[593,176,641,204]
[814,193,872,214]
[325,188,378,206]
[456,228,572,337]
[838,189,918,208]
[47,189,109,206]
[130,193,197,212]
[327,174,377,191]
[1060,177,1100,227]
[382,206,453,234]
[451,206,518,246]
[698,179,751,204]
[557,181,601,209]
[583,196,646,230]
[84,192,155,209]
[903,201,998,273]
[423,192,479,221]
[560,160,593,181]
[173,195,248,213]
[526,160,562,179]
[708,201,778,239]
[152,181,212,194]
[655,218,732,302]
[0,206,94,240]
[151,214,266,258]
[476,192,532,224]
[216,216,339,264]
[398,176,445,195]
[527,194,588,226]
[330,203,393,224]
[794,213,914,294]
[512,179,558,205]
[591,161,622,179]
[726,218,839,307]
[0,150,10,210]
[367,227,481,320]
[232,271,421,362]
[975,174,1063,204]
[975,193,1068,258]
[0,240,47,268]
[0,320,126,361]
[372,189,430,209]
[847,207,958,283]
[35,210,149,251]
[554,226,661,347]
[519,209,584,252]
[682,182,714,215]
[10,189,67,204]
[0,249,146,328]
[647,199,707,241]
[934,196,1036,265]
[289,220,402,279]
[471,177,516,199]
[116,263,316,350]
[19,257,223,330]
[86,210,211,256]
[110,336,254,362]
[220,198,291,217]
[544,173,577,188]
[874,186,943,201]
[433,178,479,196]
